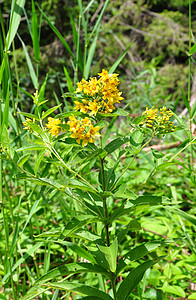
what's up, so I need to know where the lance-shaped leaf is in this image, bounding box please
[32,0,40,62]
[18,112,39,121]
[17,153,30,167]
[104,137,129,154]
[98,238,118,273]
[117,241,164,275]
[17,34,38,89]
[130,195,162,206]
[23,262,110,299]
[41,104,62,120]
[117,257,164,300]
[60,215,99,239]
[43,282,113,300]
[6,0,26,50]
[117,219,141,243]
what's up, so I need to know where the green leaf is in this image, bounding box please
[22,288,50,300]
[55,111,82,119]
[162,282,185,298]
[60,215,99,239]
[151,148,165,159]
[18,112,39,121]
[0,85,9,136]
[104,137,129,154]
[17,34,38,89]
[188,292,196,299]
[0,295,7,300]
[28,122,42,134]
[96,120,109,130]
[6,0,26,50]
[98,238,118,272]
[181,89,190,112]
[130,195,162,206]
[38,5,75,60]
[41,104,62,120]
[132,115,146,125]
[34,262,109,285]
[130,130,144,148]
[117,220,141,243]
[117,242,163,275]
[109,41,133,74]
[18,153,30,167]
[157,161,189,171]
[87,0,109,45]
[85,24,100,79]
[191,98,196,119]
[166,207,196,226]
[32,0,40,62]
[38,73,49,104]
[54,240,96,263]
[16,145,46,152]
[34,150,45,175]
[43,282,113,300]
[189,43,196,56]
[117,257,163,300]
[1,125,11,156]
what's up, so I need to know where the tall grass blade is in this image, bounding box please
[37,5,75,60]
[87,0,109,45]
[6,0,26,50]
[17,34,38,89]
[84,24,100,79]
[109,41,133,74]
[70,13,83,72]
[31,0,40,63]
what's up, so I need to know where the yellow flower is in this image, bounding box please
[46,117,61,136]
[74,100,88,114]
[88,125,101,139]
[88,100,100,116]
[67,116,100,147]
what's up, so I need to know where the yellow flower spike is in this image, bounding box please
[74,69,123,115]
[46,117,61,136]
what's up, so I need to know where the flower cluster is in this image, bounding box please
[142,106,175,133]
[67,115,100,147]
[46,117,61,136]
[74,69,123,115]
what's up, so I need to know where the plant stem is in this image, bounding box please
[111,275,118,300]
[100,157,118,299]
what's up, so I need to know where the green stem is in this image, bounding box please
[111,275,118,300]
[99,156,118,299]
